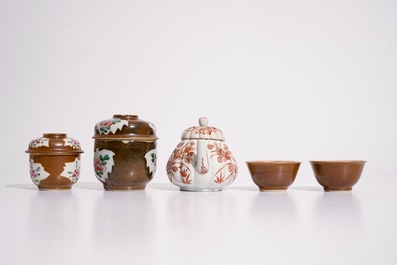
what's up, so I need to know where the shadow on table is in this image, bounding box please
[147,183,259,192]
[5,184,37,190]
[91,188,156,254]
[74,182,103,191]
[75,182,182,191]
[5,183,325,193]
[289,186,323,192]
[312,190,363,228]
[146,182,180,191]
[224,186,258,192]
[5,182,104,191]
[225,186,323,192]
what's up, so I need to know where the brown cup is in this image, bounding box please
[246,161,301,191]
[310,160,366,191]
[26,133,84,190]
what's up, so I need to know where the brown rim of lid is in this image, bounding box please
[26,133,84,155]
[92,114,158,141]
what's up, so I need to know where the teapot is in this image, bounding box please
[166,117,238,191]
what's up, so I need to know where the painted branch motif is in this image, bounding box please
[183,126,223,137]
[166,140,238,187]
[207,142,238,184]
[166,141,195,185]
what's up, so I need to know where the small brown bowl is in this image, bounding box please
[310,160,366,191]
[246,161,301,191]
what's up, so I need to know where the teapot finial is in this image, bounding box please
[199,117,208,127]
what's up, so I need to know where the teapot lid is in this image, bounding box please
[93,114,158,141]
[181,117,225,141]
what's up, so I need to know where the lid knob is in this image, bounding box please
[199,117,208,127]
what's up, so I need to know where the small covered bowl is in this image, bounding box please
[166,117,238,191]
[93,114,158,191]
[26,133,84,190]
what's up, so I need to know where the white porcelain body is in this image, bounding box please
[166,139,238,191]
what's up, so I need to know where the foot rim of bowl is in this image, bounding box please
[180,187,223,192]
[259,187,288,192]
[324,187,353,192]
[38,187,72,191]
[104,184,146,191]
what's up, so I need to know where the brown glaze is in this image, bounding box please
[26,133,84,190]
[30,155,81,190]
[246,161,301,191]
[26,133,83,155]
[93,114,158,141]
[93,114,158,191]
[310,160,366,191]
[94,141,156,191]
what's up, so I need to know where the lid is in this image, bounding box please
[181,117,225,141]
[93,114,158,141]
[26,133,84,155]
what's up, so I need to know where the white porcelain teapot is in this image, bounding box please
[166,117,238,191]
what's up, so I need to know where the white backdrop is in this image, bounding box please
[1,0,396,188]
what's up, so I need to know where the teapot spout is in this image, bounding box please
[195,140,209,174]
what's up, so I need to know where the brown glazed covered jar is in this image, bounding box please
[26,133,84,190]
[93,114,158,191]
